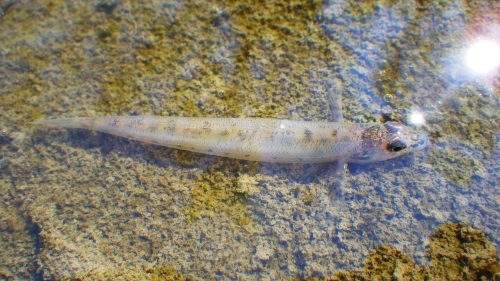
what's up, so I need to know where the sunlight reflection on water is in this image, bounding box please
[465,39,500,75]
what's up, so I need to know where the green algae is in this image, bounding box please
[1,0,498,280]
[110,0,337,230]
[0,0,336,120]
[187,167,260,232]
[0,54,46,124]
[0,1,93,126]
[68,223,499,280]
[341,0,400,18]
[300,185,319,206]
[425,86,497,188]
[330,245,426,281]
[431,86,497,156]
[298,223,498,281]
[75,266,190,281]
[366,0,498,189]
[427,223,499,281]
[0,201,36,280]
[427,147,486,189]
[225,0,332,119]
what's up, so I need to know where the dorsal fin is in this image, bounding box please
[326,79,344,122]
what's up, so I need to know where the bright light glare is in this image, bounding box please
[465,40,500,75]
[408,111,425,126]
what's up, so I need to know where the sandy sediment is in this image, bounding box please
[0,0,498,280]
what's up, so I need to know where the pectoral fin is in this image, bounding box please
[326,158,348,203]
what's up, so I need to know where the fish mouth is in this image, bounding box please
[411,133,429,150]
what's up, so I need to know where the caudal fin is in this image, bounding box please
[33,118,96,129]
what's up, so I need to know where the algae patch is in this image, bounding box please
[47,222,500,281]
[426,223,499,281]
[187,170,260,231]
[75,266,190,281]
[1,0,498,280]
[299,223,499,281]
[426,86,497,188]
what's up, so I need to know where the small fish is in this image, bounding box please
[34,116,428,164]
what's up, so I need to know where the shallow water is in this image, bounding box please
[0,0,498,280]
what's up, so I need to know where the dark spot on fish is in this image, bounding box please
[331,129,337,138]
[244,154,250,157]
[208,148,214,153]
[202,121,212,133]
[224,152,230,156]
[149,125,159,133]
[304,129,313,141]
[272,156,278,160]
[237,130,247,140]
[110,118,119,127]
[135,119,144,126]
[319,137,329,145]
[220,129,230,136]
[167,122,176,133]
[339,136,352,143]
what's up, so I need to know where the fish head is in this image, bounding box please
[350,122,428,163]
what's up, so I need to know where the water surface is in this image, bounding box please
[0,0,498,280]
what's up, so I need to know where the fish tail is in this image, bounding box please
[33,117,97,129]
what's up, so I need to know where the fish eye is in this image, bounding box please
[387,140,407,152]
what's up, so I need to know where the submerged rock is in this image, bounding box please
[73,222,498,280]
[426,223,499,281]
[321,223,499,281]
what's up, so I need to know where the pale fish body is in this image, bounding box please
[35,116,428,163]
